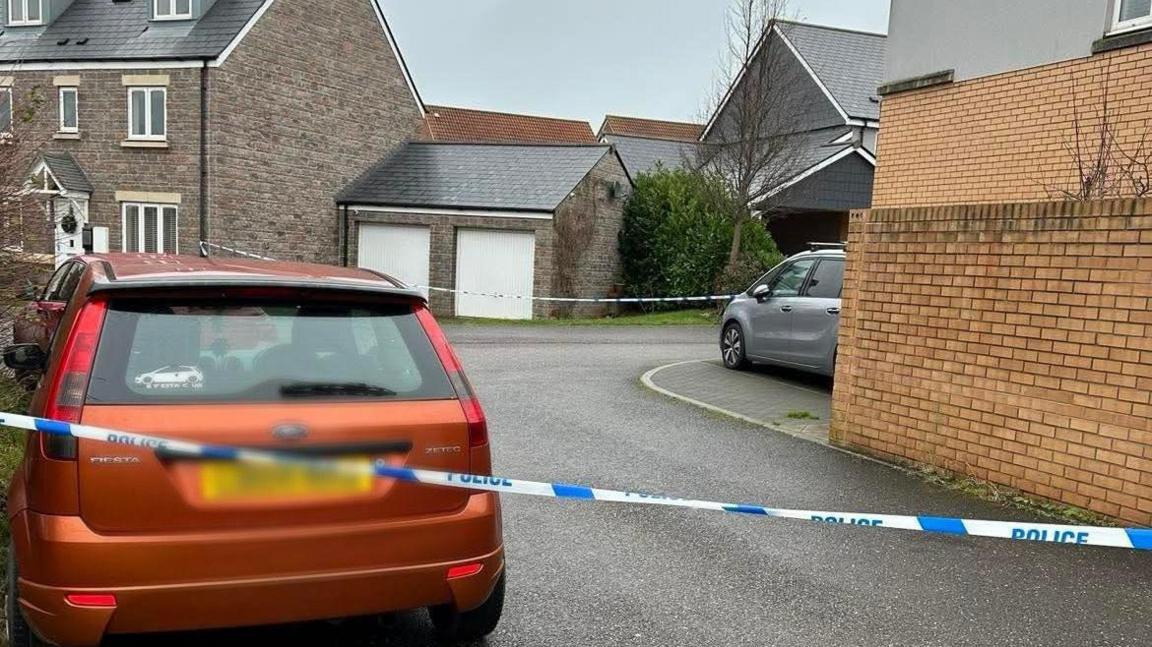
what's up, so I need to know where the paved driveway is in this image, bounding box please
[114,325,1152,646]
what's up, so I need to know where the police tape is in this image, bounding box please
[2,411,1149,552]
[196,239,738,303]
[418,286,737,304]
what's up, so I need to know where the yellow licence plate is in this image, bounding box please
[200,459,373,501]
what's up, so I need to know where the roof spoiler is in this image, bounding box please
[807,242,848,252]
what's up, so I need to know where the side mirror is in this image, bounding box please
[3,344,47,372]
[751,284,771,301]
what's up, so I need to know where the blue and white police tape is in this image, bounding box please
[4,411,1149,552]
[197,240,737,303]
[418,285,737,304]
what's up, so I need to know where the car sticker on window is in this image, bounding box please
[133,365,205,390]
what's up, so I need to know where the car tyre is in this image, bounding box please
[721,323,749,370]
[428,572,505,643]
[6,542,47,647]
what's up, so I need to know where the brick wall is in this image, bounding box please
[874,42,1152,208]
[9,68,203,254]
[207,0,424,264]
[831,199,1152,525]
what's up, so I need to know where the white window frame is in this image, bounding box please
[7,0,44,27]
[58,86,78,133]
[1112,0,1152,34]
[153,0,193,21]
[126,87,166,141]
[0,88,12,134]
[121,202,179,254]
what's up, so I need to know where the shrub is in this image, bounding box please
[619,168,782,307]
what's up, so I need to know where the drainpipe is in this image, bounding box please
[341,205,350,267]
[198,59,210,255]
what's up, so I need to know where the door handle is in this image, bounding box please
[779,305,793,313]
[826,307,841,315]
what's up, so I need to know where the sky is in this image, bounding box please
[379,0,891,130]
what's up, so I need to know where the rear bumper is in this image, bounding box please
[11,492,502,647]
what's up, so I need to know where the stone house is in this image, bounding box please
[874,0,1152,207]
[0,0,425,266]
[702,20,884,255]
[339,142,630,320]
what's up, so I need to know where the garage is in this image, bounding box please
[339,141,631,319]
[455,228,535,320]
[356,223,431,296]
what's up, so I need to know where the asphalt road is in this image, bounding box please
[116,325,1152,646]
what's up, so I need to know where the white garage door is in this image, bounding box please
[455,228,535,320]
[357,224,431,296]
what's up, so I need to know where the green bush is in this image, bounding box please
[619,169,782,307]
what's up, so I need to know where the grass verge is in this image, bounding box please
[0,372,30,625]
[444,308,719,327]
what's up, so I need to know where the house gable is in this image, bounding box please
[206,0,426,263]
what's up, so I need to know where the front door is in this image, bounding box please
[779,258,844,368]
[747,258,816,360]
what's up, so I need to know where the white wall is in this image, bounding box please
[886,0,1117,84]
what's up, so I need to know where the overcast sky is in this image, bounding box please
[379,0,890,129]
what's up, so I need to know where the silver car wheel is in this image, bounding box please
[722,326,743,368]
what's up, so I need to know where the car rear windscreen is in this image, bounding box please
[87,298,456,403]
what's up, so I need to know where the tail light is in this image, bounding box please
[415,306,489,448]
[42,299,107,460]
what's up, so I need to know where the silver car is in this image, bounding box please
[719,245,845,376]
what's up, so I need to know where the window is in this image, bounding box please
[803,259,845,299]
[0,88,11,133]
[87,300,456,404]
[1113,0,1152,32]
[8,0,43,26]
[122,203,178,253]
[58,87,78,133]
[127,87,166,140]
[153,0,192,20]
[769,259,817,298]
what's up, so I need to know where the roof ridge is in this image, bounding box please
[409,140,610,149]
[426,104,592,126]
[776,19,887,39]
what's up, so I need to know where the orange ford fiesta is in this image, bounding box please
[3,254,504,646]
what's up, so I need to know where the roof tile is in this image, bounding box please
[425,105,596,145]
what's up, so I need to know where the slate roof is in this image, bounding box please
[598,116,703,142]
[777,21,886,122]
[0,0,265,63]
[40,151,93,193]
[425,105,596,145]
[602,134,696,178]
[338,142,612,212]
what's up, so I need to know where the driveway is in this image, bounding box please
[113,325,1152,646]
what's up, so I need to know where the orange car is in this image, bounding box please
[2,254,504,646]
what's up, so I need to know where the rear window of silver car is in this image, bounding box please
[86,298,455,403]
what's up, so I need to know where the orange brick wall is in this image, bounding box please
[874,43,1152,208]
[831,199,1152,525]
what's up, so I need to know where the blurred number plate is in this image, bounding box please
[201,458,372,501]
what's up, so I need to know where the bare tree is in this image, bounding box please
[694,0,806,267]
[0,86,51,353]
[1048,63,1152,201]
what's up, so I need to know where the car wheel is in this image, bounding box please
[721,323,748,370]
[428,572,505,642]
[6,542,47,647]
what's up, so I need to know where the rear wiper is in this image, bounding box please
[280,382,397,397]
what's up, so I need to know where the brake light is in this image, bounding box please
[65,593,117,608]
[415,307,489,448]
[42,299,107,460]
[446,563,484,580]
